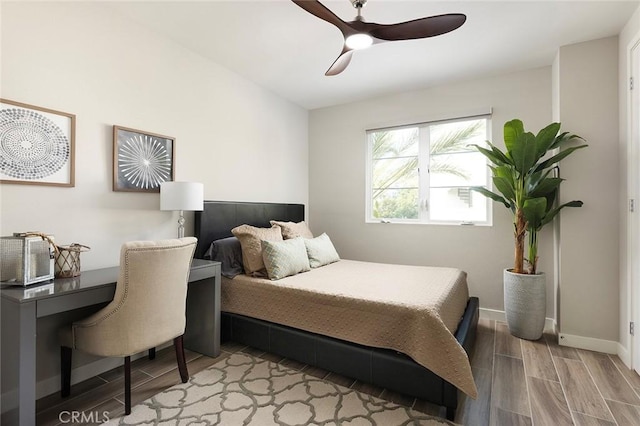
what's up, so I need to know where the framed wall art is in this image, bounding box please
[0,98,76,187]
[113,125,175,192]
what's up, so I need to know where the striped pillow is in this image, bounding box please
[261,238,310,280]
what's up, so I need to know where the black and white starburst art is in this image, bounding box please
[0,108,70,180]
[117,132,172,190]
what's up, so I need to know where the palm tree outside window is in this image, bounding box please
[367,116,491,225]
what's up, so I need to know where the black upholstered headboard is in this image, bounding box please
[194,201,305,259]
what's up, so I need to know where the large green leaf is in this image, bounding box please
[493,165,515,182]
[522,197,547,228]
[534,144,588,172]
[510,132,537,174]
[488,142,513,166]
[526,169,553,194]
[504,119,524,153]
[470,144,507,166]
[539,200,583,227]
[535,122,560,159]
[549,132,584,150]
[529,177,564,198]
[493,176,516,202]
[471,186,511,209]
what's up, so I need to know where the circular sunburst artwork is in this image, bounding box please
[0,107,70,181]
[115,128,173,191]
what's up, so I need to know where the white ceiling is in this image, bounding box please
[107,1,639,110]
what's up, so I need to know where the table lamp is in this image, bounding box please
[160,182,204,238]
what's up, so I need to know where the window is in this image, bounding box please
[366,115,491,225]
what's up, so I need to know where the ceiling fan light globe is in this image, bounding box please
[345,33,373,50]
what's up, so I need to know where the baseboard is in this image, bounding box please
[1,340,174,414]
[479,307,621,354]
[479,307,556,333]
[35,357,124,401]
[0,355,141,414]
[34,341,172,400]
[1,355,144,414]
[557,333,619,355]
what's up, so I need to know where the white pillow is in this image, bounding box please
[261,238,310,280]
[304,233,340,268]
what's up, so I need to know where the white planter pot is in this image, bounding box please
[503,269,546,340]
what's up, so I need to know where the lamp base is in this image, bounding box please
[177,211,185,239]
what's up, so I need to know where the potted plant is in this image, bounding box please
[472,119,587,340]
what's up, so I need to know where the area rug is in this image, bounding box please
[105,352,459,425]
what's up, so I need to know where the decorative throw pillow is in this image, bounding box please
[270,220,314,239]
[203,237,244,278]
[304,233,340,268]
[231,224,283,276]
[261,238,311,280]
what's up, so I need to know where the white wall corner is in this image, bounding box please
[618,342,631,367]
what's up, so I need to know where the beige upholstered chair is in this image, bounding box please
[59,238,197,415]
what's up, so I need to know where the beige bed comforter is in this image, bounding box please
[221,259,477,398]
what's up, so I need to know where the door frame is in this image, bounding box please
[628,35,640,373]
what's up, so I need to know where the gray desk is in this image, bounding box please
[0,259,221,426]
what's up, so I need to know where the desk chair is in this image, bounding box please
[59,238,197,415]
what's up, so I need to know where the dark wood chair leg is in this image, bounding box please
[124,356,131,415]
[60,346,72,397]
[174,335,189,383]
[148,347,156,360]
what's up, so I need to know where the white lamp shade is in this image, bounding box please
[160,182,204,211]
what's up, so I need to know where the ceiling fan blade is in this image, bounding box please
[368,13,466,41]
[325,48,354,76]
[291,0,353,34]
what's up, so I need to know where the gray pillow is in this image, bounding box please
[204,237,244,278]
[261,238,310,280]
[304,233,340,268]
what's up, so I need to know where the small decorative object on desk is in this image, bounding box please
[0,232,56,286]
[54,243,90,278]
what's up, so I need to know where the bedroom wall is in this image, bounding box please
[308,67,554,319]
[555,37,620,347]
[0,2,308,397]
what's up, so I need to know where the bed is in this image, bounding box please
[194,200,479,420]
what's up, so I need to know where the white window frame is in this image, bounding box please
[365,113,493,226]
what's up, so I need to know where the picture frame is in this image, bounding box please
[113,125,175,192]
[0,98,76,187]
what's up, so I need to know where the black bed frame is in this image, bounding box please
[194,200,479,420]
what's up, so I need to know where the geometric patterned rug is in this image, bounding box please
[104,352,459,425]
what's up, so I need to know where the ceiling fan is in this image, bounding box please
[292,0,466,76]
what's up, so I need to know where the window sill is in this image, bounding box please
[365,219,492,227]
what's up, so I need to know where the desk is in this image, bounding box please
[1,259,221,426]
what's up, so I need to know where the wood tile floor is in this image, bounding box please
[455,319,640,426]
[36,319,640,425]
